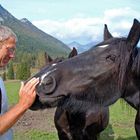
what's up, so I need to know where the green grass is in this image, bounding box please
[5,80,20,105]
[14,130,57,140]
[5,80,138,140]
[100,101,137,140]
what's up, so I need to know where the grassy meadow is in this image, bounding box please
[5,80,138,140]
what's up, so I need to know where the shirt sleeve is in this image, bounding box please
[0,88,1,113]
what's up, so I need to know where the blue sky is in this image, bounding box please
[0,0,140,44]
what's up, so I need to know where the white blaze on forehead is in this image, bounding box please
[52,63,57,66]
[40,68,57,85]
[98,44,109,48]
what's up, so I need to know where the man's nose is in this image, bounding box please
[9,53,15,58]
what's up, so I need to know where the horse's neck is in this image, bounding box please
[123,93,139,110]
[122,79,140,110]
[121,48,140,110]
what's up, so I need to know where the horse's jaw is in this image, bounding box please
[38,93,65,108]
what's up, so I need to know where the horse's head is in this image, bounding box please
[30,47,78,110]
[32,19,140,111]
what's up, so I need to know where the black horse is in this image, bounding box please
[42,48,109,140]
[30,19,140,139]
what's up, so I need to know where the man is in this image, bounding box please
[0,25,39,139]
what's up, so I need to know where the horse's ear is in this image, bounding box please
[68,47,78,58]
[44,52,53,64]
[104,24,113,41]
[127,19,140,49]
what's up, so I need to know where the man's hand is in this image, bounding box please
[18,77,39,109]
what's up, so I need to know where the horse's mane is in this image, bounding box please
[132,48,140,77]
[117,38,136,92]
[95,37,135,92]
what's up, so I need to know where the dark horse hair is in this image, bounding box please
[117,34,139,91]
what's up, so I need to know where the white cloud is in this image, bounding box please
[104,7,131,20]
[32,7,140,44]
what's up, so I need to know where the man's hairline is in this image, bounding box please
[0,25,18,42]
[0,36,17,49]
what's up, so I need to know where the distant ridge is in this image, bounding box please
[68,41,98,53]
[0,5,70,57]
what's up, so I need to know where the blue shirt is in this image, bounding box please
[0,77,13,140]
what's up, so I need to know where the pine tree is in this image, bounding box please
[7,62,14,79]
[16,62,31,80]
[2,72,6,81]
[22,62,31,80]
[35,51,47,68]
[16,64,22,80]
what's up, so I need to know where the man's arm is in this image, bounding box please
[0,102,28,134]
[0,77,39,135]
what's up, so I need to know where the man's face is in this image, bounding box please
[0,37,16,67]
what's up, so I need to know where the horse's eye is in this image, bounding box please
[44,77,53,85]
[42,76,56,94]
[106,54,116,62]
[43,76,54,85]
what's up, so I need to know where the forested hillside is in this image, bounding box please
[0,5,71,80]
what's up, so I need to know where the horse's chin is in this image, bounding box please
[30,103,51,110]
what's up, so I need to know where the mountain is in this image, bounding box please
[68,41,98,53]
[68,41,83,52]
[0,5,70,57]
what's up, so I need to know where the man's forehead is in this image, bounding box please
[4,37,16,47]
[6,37,16,43]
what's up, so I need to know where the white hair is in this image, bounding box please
[0,25,17,42]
